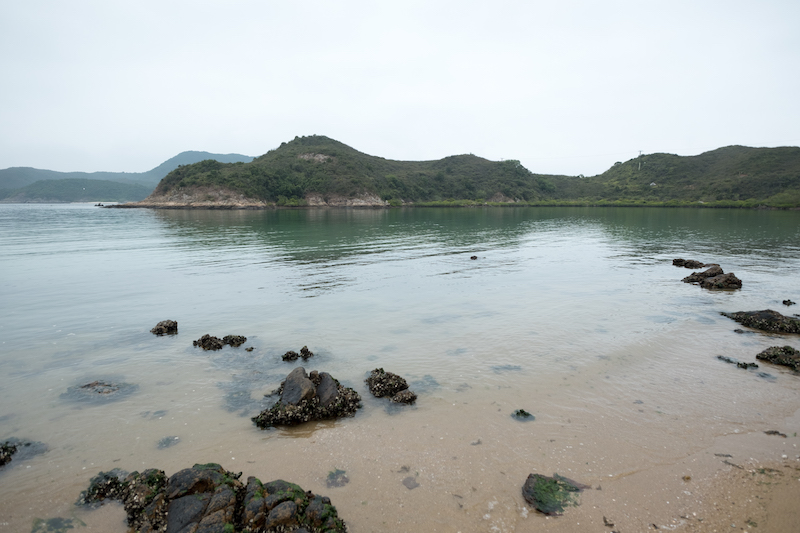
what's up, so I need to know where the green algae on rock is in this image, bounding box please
[521,473,590,515]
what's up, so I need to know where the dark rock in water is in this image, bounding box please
[470,255,478,260]
[150,320,178,336]
[252,367,361,429]
[512,409,535,421]
[716,355,758,369]
[194,334,247,350]
[61,380,138,404]
[700,272,742,290]
[280,367,317,407]
[0,442,17,467]
[682,264,723,283]
[784,299,796,306]
[316,372,340,408]
[391,390,417,404]
[0,438,47,468]
[194,334,225,351]
[673,258,706,269]
[282,346,314,361]
[365,368,410,398]
[756,346,800,371]
[721,310,800,334]
[79,463,348,533]
[222,335,247,348]
[326,468,349,488]
[522,473,590,516]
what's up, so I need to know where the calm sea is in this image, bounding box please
[1,204,799,532]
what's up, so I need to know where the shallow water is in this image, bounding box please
[1,204,799,532]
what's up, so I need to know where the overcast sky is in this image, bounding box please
[1,1,798,177]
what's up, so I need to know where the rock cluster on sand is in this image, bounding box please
[365,368,417,404]
[721,309,800,334]
[150,320,178,336]
[252,368,361,429]
[283,346,314,361]
[193,334,248,350]
[78,462,347,533]
[756,346,800,371]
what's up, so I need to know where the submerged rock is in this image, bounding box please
[150,320,178,336]
[0,438,48,469]
[193,334,247,350]
[365,368,417,404]
[522,473,590,516]
[326,469,349,488]
[252,367,361,429]
[756,346,800,371]
[673,258,707,269]
[61,380,138,404]
[700,272,742,289]
[716,355,758,369]
[721,310,800,334]
[79,462,348,533]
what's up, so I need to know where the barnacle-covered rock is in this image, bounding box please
[252,368,361,429]
[722,310,800,334]
[79,463,347,532]
[756,346,800,371]
[150,320,178,336]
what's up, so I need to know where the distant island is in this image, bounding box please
[3,137,799,207]
[0,151,253,203]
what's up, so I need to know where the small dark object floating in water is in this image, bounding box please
[783,299,796,306]
[470,256,477,260]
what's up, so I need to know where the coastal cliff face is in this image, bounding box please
[305,192,387,207]
[128,186,388,208]
[130,186,271,208]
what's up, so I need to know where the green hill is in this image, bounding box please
[549,145,800,207]
[150,135,562,206]
[0,179,151,203]
[0,151,253,192]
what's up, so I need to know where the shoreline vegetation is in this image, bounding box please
[5,135,799,208]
